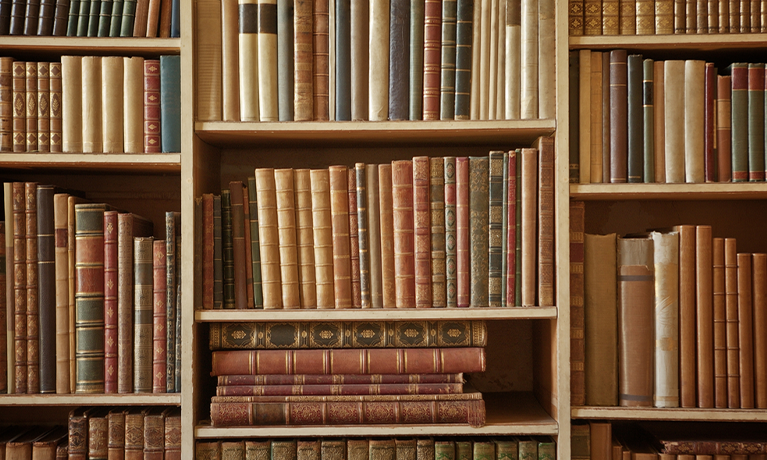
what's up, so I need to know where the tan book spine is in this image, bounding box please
[469,0,480,120]
[413,156,432,308]
[652,231,680,408]
[81,56,102,153]
[313,0,329,120]
[368,0,388,121]
[505,0,521,119]
[356,164,371,307]
[708,0,719,31]
[590,51,603,183]
[686,0,697,31]
[392,160,415,308]
[520,147,537,306]
[714,237,728,408]
[238,0,259,121]
[12,61,25,153]
[255,168,282,309]
[108,409,126,460]
[54,193,69,394]
[351,0,369,121]
[537,137,554,307]
[274,169,300,309]
[221,0,240,121]
[310,169,334,309]
[367,165,383,308]
[379,164,395,308]
[25,62,37,152]
[348,169,361,307]
[636,0,655,32]
[664,61,685,184]
[676,224,697,408]
[101,57,124,154]
[602,0,619,33]
[696,225,714,408]
[295,169,317,308]
[123,57,144,154]
[720,0,730,32]
[538,0,555,118]
[578,49,591,184]
[656,0,674,32]
[738,252,754,408]
[37,62,49,153]
[229,182,248,309]
[620,0,637,33]
[4,183,12,395]
[258,0,278,121]
[329,166,352,308]
[484,0,496,120]
[653,61,665,183]
[753,253,767,408]
[294,0,314,121]
[684,60,705,183]
[133,236,154,393]
[67,196,78,393]
[197,0,223,121]
[13,182,27,393]
[0,58,12,152]
[49,63,61,153]
[429,157,446,308]
[725,238,740,408]
[519,0,538,119]
[25,182,39,394]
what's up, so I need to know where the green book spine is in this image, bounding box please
[473,441,495,460]
[247,177,263,308]
[160,55,181,153]
[430,157,446,308]
[748,63,765,181]
[76,0,89,35]
[494,440,518,460]
[569,50,580,182]
[213,195,223,309]
[453,0,472,119]
[488,151,503,307]
[435,441,455,460]
[455,442,472,460]
[66,0,80,35]
[74,202,107,394]
[119,0,135,35]
[165,211,179,393]
[108,0,122,35]
[514,149,522,306]
[643,58,655,183]
[86,0,100,35]
[469,156,489,307]
[355,164,370,307]
[731,63,749,182]
[536,439,555,460]
[501,152,509,307]
[133,236,153,393]
[439,0,456,119]
[627,54,644,183]
[444,157,457,308]
[516,438,537,460]
[96,0,111,35]
[222,189,235,309]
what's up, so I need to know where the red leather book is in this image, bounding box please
[217,373,464,385]
[378,164,395,308]
[422,0,440,120]
[455,157,469,307]
[210,393,485,427]
[143,59,160,153]
[202,193,214,309]
[717,75,732,182]
[704,62,716,182]
[12,182,27,393]
[229,181,248,309]
[25,181,39,394]
[163,407,181,460]
[103,210,118,394]
[348,168,361,307]
[392,160,415,308]
[211,348,486,375]
[152,239,167,393]
[216,382,463,396]
[413,156,432,308]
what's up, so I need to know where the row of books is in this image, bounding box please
[580,227,767,410]
[568,0,767,36]
[571,50,767,184]
[196,141,554,310]
[0,183,183,395]
[196,0,555,122]
[195,438,557,460]
[0,0,180,37]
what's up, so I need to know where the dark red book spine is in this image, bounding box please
[455,157,469,307]
[217,374,465,385]
[202,194,214,309]
[104,210,118,393]
[705,62,716,182]
[392,160,415,308]
[229,181,247,309]
[153,239,167,393]
[506,151,517,306]
[143,59,161,153]
[413,156,432,308]
[216,383,463,396]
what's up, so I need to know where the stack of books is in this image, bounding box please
[207,320,488,427]
[0,183,182,395]
[196,137,555,310]
[196,437,557,460]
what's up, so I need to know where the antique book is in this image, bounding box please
[422,0,440,120]
[456,157,469,306]
[195,441,221,460]
[295,169,317,308]
[220,441,245,460]
[218,373,464,386]
[255,169,282,309]
[453,0,471,119]
[609,49,628,183]
[413,156,432,308]
[703,62,715,182]
[247,178,263,307]
[4,184,13,394]
[257,0,277,121]
[429,158,446,307]
[730,63,748,182]
[444,157,457,307]
[211,348,486,375]
[274,169,300,308]
[31,426,67,460]
[144,0,158,35]
[333,0,349,120]
[143,408,170,460]
[417,438,435,460]
[220,191,232,309]
[313,0,329,120]
[35,185,54,394]
[664,60,686,183]
[6,429,47,459]
[97,57,122,154]
[0,58,12,152]
[152,239,167,393]
[209,320,487,349]
[626,55,643,183]
[276,0,294,121]
[472,439,494,460]
[409,0,424,120]
[164,408,181,460]
[143,59,160,153]
[202,194,214,309]
[159,55,181,152]
[519,0,538,119]
[229,182,248,309]
[237,0,257,121]
[684,60,705,183]
[108,0,123,36]
[674,224,697,408]
[537,137,555,306]
[51,0,70,34]
[696,225,714,408]
[88,409,109,460]
[570,201,585,406]
[216,382,463,396]
[80,57,101,153]
[309,169,333,309]
[294,0,313,121]
[366,165,382,307]
[520,148,537,306]
[439,0,456,119]
[747,63,765,180]
[578,49,591,184]
[589,422,611,460]
[753,253,767,408]
[652,231,680,408]
[653,60,664,183]
[36,62,49,152]
[173,237,181,392]
[717,75,732,182]
[164,211,179,391]
[347,439,368,460]
[469,156,489,307]
[107,408,126,460]
[95,0,112,35]
[11,61,24,152]
[132,0,150,35]
[487,152,503,306]
[328,166,352,308]
[738,252,754,408]
[66,195,82,393]
[714,238,727,408]
[124,407,149,460]
[68,407,96,460]
[196,0,222,120]
[379,164,395,308]
[507,150,518,305]
[569,0,584,34]
[0,221,4,394]
[367,0,388,121]
[584,233,618,406]
[355,164,370,307]
[601,0,619,33]
[25,182,39,394]
[347,168,361,307]
[103,210,119,394]
[24,61,37,153]
[589,51,603,183]
[583,0,601,34]
[123,56,144,154]
[13,183,27,393]
[387,0,408,120]
[392,160,415,308]
[133,236,154,393]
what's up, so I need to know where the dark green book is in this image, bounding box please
[96,0,110,35]
[473,441,495,460]
[86,0,99,35]
[221,189,234,309]
[355,164,370,307]
[569,50,580,182]
[108,0,121,35]
[439,0,456,120]
[643,58,654,183]
[535,438,555,460]
[495,439,518,460]
[455,441,472,460]
[730,62,749,182]
[444,157,457,308]
[435,441,455,460]
[165,211,180,393]
[160,55,181,153]
[75,0,89,35]
[213,194,223,309]
[516,438,537,460]
[627,53,644,183]
[488,151,503,307]
[65,0,80,34]
[247,177,263,308]
[119,0,134,35]
[453,0,472,119]
[501,152,509,307]
[748,63,764,181]
[469,156,489,307]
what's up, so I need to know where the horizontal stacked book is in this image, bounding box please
[0,0,180,37]
[195,0,556,121]
[571,50,767,184]
[0,55,181,154]
[568,0,767,35]
[196,137,555,310]
[195,437,557,460]
[0,183,182,395]
[207,320,488,426]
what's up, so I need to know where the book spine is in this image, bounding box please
[697,225,715,408]
[219,373,464,385]
[143,59,160,153]
[347,168,361,307]
[705,62,716,182]
[164,410,181,460]
[731,63,749,182]
[143,411,166,460]
[456,157,469,306]
[355,164,370,307]
[165,212,178,391]
[577,50,591,184]
[334,0,349,120]
[392,160,415,308]
[23,185,36,388]
[429,158,446,307]
[24,0,41,34]
[9,0,23,34]
[54,194,68,394]
[635,0,654,32]
[665,60,686,183]
[520,148,537,306]
[294,0,314,121]
[678,225,697,407]
[643,59,654,183]
[222,190,235,308]
[718,75,732,182]
[0,58,11,152]
[329,166,352,308]
[159,55,180,152]
[174,235,181,392]
[686,0,697,32]
[409,0,424,120]
[537,137,555,307]
[108,410,125,460]
[520,0,537,118]
[24,63,38,150]
[378,164,395,307]
[422,0,440,120]
[413,157,432,308]
[236,1,257,120]
[124,411,144,460]
[257,0,278,121]
[195,0,222,119]
[487,152,503,307]
[444,157,457,307]
[229,182,247,309]
[12,61,24,153]
[103,210,118,394]
[506,150,517,305]
[748,63,766,181]
[656,0,673,32]
[388,0,409,120]
[366,166,382,308]
[295,169,317,308]
[569,201,585,406]
[309,170,333,309]
[108,0,122,35]
[133,236,154,393]
[47,62,61,152]
[213,195,223,309]
[453,0,471,119]
[36,185,54,394]
[67,197,77,393]
[36,62,49,152]
[720,0,730,32]
[152,240,167,393]
[216,382,463,396]
[97,0,112,35]
[13,183,26,393]
[685,60,705,183]
[201,195,214,309]
[61,56,82,151]
[368,0,389,121]
[609,49,628,183]
[89,412,108,459]
[122,57,143,154]
[652,231,680,408]
[132,0,147,36]
[255,169,281,308]
[602,0,619,33]
[68,412,90,460]
[81,56,101,153]
[738,252,755,408]
[714,238,728,408]
[313,0,329,120]
[754,253,767,408]
[247,179,263,308]
[440,0,456,119]
[117,213,134,393]
[589,51,602,183]
[4,185,12,395]
[275,169,300,308]
[653,60,664,183]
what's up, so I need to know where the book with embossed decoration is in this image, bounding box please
[0,58,12,152]
[152,239,167,393]
[87,408,109,460]
[133,236,154,393]
[347,168,361,307]
[455,157,468,306]
[570,201,585,406]
[469,156,488,307]
[144,407,171,460]
[68,407,96,460]
[13,182,27,394]
[107,408,127,460]
[81,57,101,153]
[487,152,503,307]
[413,157,432,308]
[36,62,49,152]
[444,157,457,307]
[247,178,263,308]
[143,59,160,153]
[102,210,119,395]
[164,407,181,460]
[25,182,39,394]
[165,211,179,391]
[124,407,149,460]
[429,157,446,308]
[221,189,235,308]
[3,183,12,395]
[229,182,247,310]
[217,382,463,396]
[12,61,25,152]
[24,63,37,151]
[218,373,464,386]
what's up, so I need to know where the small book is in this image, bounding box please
[108,0,121,35]
[49,62,61,152]
[96,0,111,35]
[132,0,148,35]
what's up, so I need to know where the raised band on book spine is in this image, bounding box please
[275,169,300,308]
[133,236,154,393]
[310,169,333,309]
[392,161,415,308]
[413,157,432,308]
[379,164,395,307]
[295,169,317,308]
[329,166,352,308]
[255,169,282,309]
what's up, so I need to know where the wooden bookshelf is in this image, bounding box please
[0,153,181,172]
[572,406,767,422]
[570,33,767,51]
[570,183,767,200]
[0,36,181,56]
[0,394,182,406]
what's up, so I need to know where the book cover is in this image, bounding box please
[36,185,54,394]
[53,194,69,394]
[422,0,440,120]
[653,60,664,183]
[196,0,222,120]
[81,56,101,153]
[366,165,383,307]
[257,0,277,121]
[487,152,503,306]
[387,0,409,120]
[228,182,247,309]
[123,56,144,154]
[367,0,388,121]
[520,0,537,119]
[754,253,767,408]
[731,63,749,182]
[221,189,235,308]
[13,182,27,393]
[520,148,536,306]
[216,382,463,396]
[313,0,329,120]
[101,56,123,154]
[440,0,456,119]
[609,49,628,183]
[102,210,119,395]
[704,62,715,182]
[11,61,24,152]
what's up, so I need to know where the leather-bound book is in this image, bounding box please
[24,62,37,152]
[696,225,714,408]
[355,164,370,307]
[584,0,601,35]
[468,156,488,307]
[520,148,537,306]
[202,194,214,309]
[435,441,455,460]
[417,438,435,460]
[13,182,27,393]
[257,0,277,121]
[664,60,685,183]
[229,182,247,309]
[4,184,13,394]
[117,212,152,393]
[85,0,100,36]
[738,252,754,408]
[486,152,502,306]
[309,169,333,309]
[66,196,82,393]
[143,59,160,153]
[348,439,368,460]
[713,237,727,408]
[636,0,654,32]
[684,0,696,31]
[275,169,300,308]
[144,0,159,35]
[143,408,170,460]
[164,407,181,460]
[508,150,518,305]
[158,0,171,37]
[9,0,24,34]
[413,156,432,308]
[247,178,263,307]
[538,0,555,118]
[124,407,149,460]
[12,61,25,152]
[237,0,257,120]
[0,221,5,394]
[444,157,457,307]
[584,233,618,406]
[295,169,317,308]
[271,439,297,460]
[366,165,382,307]
[159,55,180,152]
[719,0,730,32]
[618,235,654,407]
[439,0,455,119]
[56,442,68,460]
[505,0,521,119]
[347,169,361,307]
[589,422,611,460]
[704,62,715,182]
[277,0,295,121]
[378,164,395,307]
[741,0,751,31]
[36,62,49,152]
[164,211,179,390]
[408,0,424,120]
[61,56,82,152]
[730,63,748,182]
[255,169,282,309]
[652,231,680,408]
[96,0,112,35]
[217,382,463,396]
[717,75,732,182]
[88,409,109,460]
[48,62,61,152]
[627,55,643,183]
[132,0,148,35]
[23,0,40,34]
[422,0,440,120]
[577,50,591,184]
[455,157,469,306]
[753,253,767,408]
[69,407,96,460]
[108,408,126,460]
[609,50,628,183]
[655,0,673,32]
[653,60,664,183]
[602,0,619,33]
[368,0,388,121]
[387,0,409,120]
[195,441,221,460]
[590,51,603,183]
[0,58,12,152]
[747,63,765,181]
[675,224,696,407]
[35,184,54,394]
[537,137,555,306]
[101,56,123,154]
[370,439,396,460]
[122,57,143,154]
[173,231,180,392]
[519,0,538,119]
[218,373,464,385]
[24,182,38,394]
[222,190,234,308]
[133,235,154,393]
[684,60,705,183]
[452,0,470,119]
[429,158,446,307]
[32,426,67,459]
[472,439,494,460]
[209,320,487,349]
[312,0,329,120]
[81,56,102,153]
[152,239,167,393]
[220,441,244,460]
[108,0,122,36]
[570,202,585,406]
[195,0,222,120]
[392,160,415,308]
[294,0,313,121]
[329,166,352,308]
[214,195,223,308]
[333,0,349,121]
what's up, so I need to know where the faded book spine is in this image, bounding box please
[348,169,361,307]
[456,157,469,306]
[430,157,446,307]
[570,201,585,406]
[652,231,680,408]
[367,165,382,307]
[37,184,55,393]
[25,182,39,394]
[255,169,282,309]
[247,178,263,308]
[310,169,334,309]
[444,157,457,307]
[537,137,555,306]
[379,164,395,308]
[54,193,69,394]
[355,164,370,307]
[392,160,415,308]
[520,149,537,306]
[329,166,352,308]
[216,382,463,396]
[13,182,27,393]
[487,152,503,307]
[469,157,489,307]
[133,236,154,393]
[218,373,464,385]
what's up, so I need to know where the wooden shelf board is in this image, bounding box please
[0,37,180,55]
[0,153,181,173]
[196,306,558,322]
[0,393,181,406]
[195,392,558,437]
[572,406,767,422]
[570,183,767,200]
[570,34,767,51]
[195,120,556,147]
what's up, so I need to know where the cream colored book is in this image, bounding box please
[61,56,82,153]
[664,60,685,183]
[520,0,538,119]
[294,169,317,308]
[653,60,666,183]
[238,0,259,121]
[310,169,334,309]
[258,0,279,121]
[368,0,389,121]
[222,0,240,121]
[274,169,300,308]
[255,168,282,309]
[470,0,481,119]
[101,57,124,154]
[81,56,103,153]
[123,57,144,154]
[487,0,498,120]
[684,60,705,183]
[652,231,680,408]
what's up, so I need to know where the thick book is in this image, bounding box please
[609,50,628,183]
[295,170,317,308]
[379,164,395,308]
[714,238,727,408]
[60,56,82,152]
[160,55,180,152]
[469,156,489,306]
[696,225,714,408]
[439,0,456,119]
[164,407,181,460]
[347,168,361,307]
[257,0,277,121]
[143,408,170,460]
[36,184,55,394]
[519,0,538,119]
[430,158,446,307]
[81,56,101,153]
[143,59,160,153]
[217,373,464,385]
[96,0,111,35]
[356,164,370,307]
[211,348,486,375]
[652,231,680,408]
[216,382,463,396]
[326,166,351,308]
[88,409,109,460]
[309,169,334,309]
[274,169,300,308]
[107,408,126,460]
[23,0,40,34]
[108,0,122,35]
[152,239,167,393]
[456,157,469,306]
[408,0,424,120]
[11,61,24,152]
[570,201,585,406]
[209,320,487,349]
[133,236,154,393]
[413,156,432,308]
[392,160,415,307]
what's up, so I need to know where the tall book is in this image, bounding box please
[413,156,432,308]
[0,223,4,394]
[696,225,714,408]
[313,0,329,120]
[430,158,446,307]
[160,55,180,152]
[237,0,255,121]
[355,164,371,307]
[440,0,456,119]
[143,59,160,153]
[25,182,38,390]
[703,62,715,182]
[229,183,247,309]
[453,0,471,119]
[422,0,440,120]
[388,0,409,120]
[487,152,503,306]
[520,0,538,119]
[754,253,767,408]
[714,237,727,408]
[348,169,361,307]
[578,49,591,184]
[456,157,469,306]
[310,169,334,309]
[103,210,119,394]
[222,190,234,308]
[11,61,24,152]
[747,63,765,181]
[221,0,239,120]
[627,54,643,183]
[4,184,12,395]
[165,211,179,391]
[537,137,554,306]
[379,164,395,307]
[665,60,686,183]
[123,56,144,154]
[717,75,732,182]
[738,252,754,408]
[730,62,748,182]
[36,184,55,394]
[255,169,282,309]
[152,239,167,393]
[275,169,300,308]
[101,57,123,154]
[81,57,101,153]
[329,166,352,308]
[590,51,603,183]
[24,61,37,153]
[676,224,697,407]
[258,0,278,121]
[652,231,680,408]
[366,165,382,308]
[653,60,664,183]
[520,148,537,306]
[469,156,489,307]
[0,58,12,152]
[505,0,521,119]
[54,193,69,394]
[133,236,154,393]
[247,178,263,307]
[12,182,27,393]
[294,0,313,121]
[684,60,705,183]
[570,201,585,406]
[609,49,628,183]
[409,0,425,120]
[295,169,317,308]
[444,157,457,307]
[368,0,388,121]
[334,0,349,120]
[67,196,81,393]
[392,160,415,308]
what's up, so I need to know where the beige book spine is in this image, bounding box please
[197,0,223,121]
[255,168,282,309]
[538,0,555,119]
[685,60,705,183]
[329,165,352,308]
[496,0,505,120]
[653,61,666,183]
[294,0,314,121]
[222,0,240,121]
[520,0,538,119]
[470,0,480,119]
[239,0,259,121]
[54,193,69,394]
[368,0,389,121]
[101,57,124,154]
[652,231,680,408]
[579,50,591,184]
[379,164,395,308]
[81,56,102,153]
[310,169,334,309]
[258,0,279,121]
[61,56,82,153]
[294,169,317,308]
[487,0,497,120]
[520,147,537,306]
[274,169,300,308]
[664,60,685,183]
[590,51,603,183]
[123,57,144,154]
[537,137,555,307]
[505,3,520,119]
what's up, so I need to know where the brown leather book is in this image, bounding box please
[216,382,463,396]
[108,408,126,460]
[61,56,82,153]
[590,421,612,460]
[3,184,11,395]
[36,62,49,152]
[617,235,654,407]
[221,0,239,120]
[367,165,382,308]
[101,57,123,154]
[241,186,254,309]
[25,62,37,152]
[220,441,245,460]
[469,156,488,307]
[313,0,329,120]
[218,374,464,385]
[195,441,221,460]
[143,408,170,460]
[197,0,222,121]
[520,148,537,306]
[81,56,102,154]
[422,0,440,120]
[36,185,55,394]
[717,75,732,182]
[445,156,457,307]
[275,169,300,308]
[13,182,27,393]
[456,157,469,307]
[0,224,5,393]
[88,409,109,460]
[725,238,741,408]
[295,169,317,308]
[570,201,585,406]
[696,225,714,408]
[103,210,119,394]
[753,253,767,408]
[229,181,248,309]
[124,407,149,460]
[413,156,432,308]
[12,61,25,153]
[158,0,173,37]
[25,182,39,394]
[609,50,628,183]
[653,60,664,183]
[133,0,150,36]
[355,164,371,308]
[32,426,67,460]
[202,194,215,309]
[379,164,395,308]
[143,59,160,153]
[429,157,446,308]
[123,57,144,154]
[713,237,727,408]
[53,194,70,394]
[0,58,13,152]
[676,224,697,408]
[310,169,334,309]
[347,168,361,307]
[294,0,314,121]
[537,137,555,306]
[392,160,415,308]
[348,439,368,460]
[133,236,154,393]
[69,407,95,460]
[152,239,167,393]
[737,252,754,408]
[329,166,352,308]
[163,407,181,460]
[255,168,282,309]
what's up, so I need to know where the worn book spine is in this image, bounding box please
[714,238,727,408]
[609,50,628,183]
[218,373,463,385]
[426,158,446,307]
[35,184,54,394]
[684,60,705,183]
[334,0,349,120]
[107,409,126,460]
[519,0,537,118]
[697,225,715,408]
[602,0,619,33]
[61,59,82,150]
[731,63,748,182]
[54,194,68,394]
[392,160,415,308]
[738,252,755,408]
[12,61,25,152]
[443,157,457,307]
[36,62,49,152]
[124,409,147,460]
[143,409,168,460]
[13,183,27,393]
[379,164,395,307]
[165,212,178,390]
[717,75,732,182]
[152,240,167,393]
[88,411,109,459]
[66,196,79,393]
[164,409,181,460]
[202,195,214,310]
[309,170,333,309]
[103,210,118,394]
[274,169,300,308]
[676,224,697,407]
[455,157,469,306]
[486,152,502,306]
[312,0,329,120]
[294,0,313,121]
[221,190,235,308]
[422,0,440,120]
[43,62,59,153]
[238,0,258,121]
[409,0,424,120]
[122,57,143,154]
[468,156,489,307]
[570,202,585,406]
[328,166,352,308]
[584,0,601,34]
[9,0,23,34]
[439,0,456,119]
[577,50,591,184]
[653,60,664,182]
[413,157,432,308]
[507,151,518,305]
[664,60,686,183]
[368,0,389,121]
[520,148,537,306]
[652,231,680,408]
[108,0,122,35]
[588,51,602,183]
[217,382,463,396]
[366,165,382,308]
[638,58,652,182]
[22,198,35,387]
[747,63,765,181]
[133,236,154,393]
[24,62,37,152]
[24,0,40,35]
[159,55,180,152]
[397,439,416,460]
[69,409,91,460]
[347,169,361,307]
[143,59,160,153]
[537,137,555,306]
[196,0,222,120]
[388,0,409,120]
[655,0,673,31]
[754,253,767,408]
[685,0,696,31]
[355,164,370,307]
[81,57,101,153]
[294,170,317,308]
[255,169,281,309]
[257,0,278,121]
[229,182,247,309]
[0,58,11,152]
[246,179,262,308]
[453,0,471,119]
[3,185,12,395]
[704,62,716,182]
[218,0,238,120]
